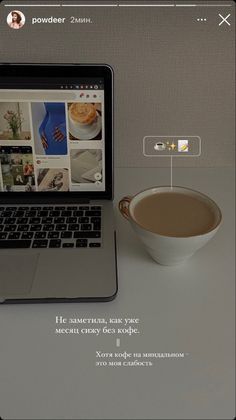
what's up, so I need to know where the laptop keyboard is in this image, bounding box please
[0,205,102,249]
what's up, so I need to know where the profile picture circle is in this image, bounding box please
[7,10,25,30]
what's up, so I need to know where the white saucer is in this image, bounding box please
[69,113,102,140]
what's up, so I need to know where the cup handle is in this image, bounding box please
[119,196,132,220]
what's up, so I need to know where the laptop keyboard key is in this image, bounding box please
[61,210,72,217]
[48,232,60,239]
[43,224,54,231]
[49,239,61,248]
[76,238,87,244]
[8,232,21,240]
[63,243,74,248]
[34,232,47,239]
[0,240,31,248]
[42,217,53,224]
[29,217,41,224]
[38,210,48,217]
[22,232,34,239]
[30,225,42,231]
[74,231,101,239]
[49,210,60,217]
[68,224,80,231]
[67,217,77,224]
[0,232,8,239]
[78,217,89,223]
[89,243,101,247]
[32,240,48,248]
[54,217,65,224]
[81,224,92,231]
[73,210,83,217]
[17,225,29,232]
[4,225,16,232]
[5,218,16,225]
[55,224,67,231]
[93,222,101,231]
[17,217,28,224]
[13,211,25,217]
[85,211,101,217]
[1,211,12,217]
[76,240,88,247]
[61,231,72,238]
[91,217,101,223]
[25,210,36,217]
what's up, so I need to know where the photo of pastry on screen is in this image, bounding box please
[68,103,102,141]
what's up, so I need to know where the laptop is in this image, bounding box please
[0,63,117,303]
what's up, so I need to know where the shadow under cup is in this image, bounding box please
[119,186,222,266]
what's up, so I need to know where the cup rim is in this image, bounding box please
[128,185,222,238]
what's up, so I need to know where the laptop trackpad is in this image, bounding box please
[0,253,39,297]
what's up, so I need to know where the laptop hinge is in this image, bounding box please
[0,197,90,205]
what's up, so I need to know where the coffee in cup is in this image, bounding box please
[119,186,222,265]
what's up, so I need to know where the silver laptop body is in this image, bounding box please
[0,64,117,303]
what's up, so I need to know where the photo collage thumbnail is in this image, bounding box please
[0,146,35,192]
[0,99,104,192]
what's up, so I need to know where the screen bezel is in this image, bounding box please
[0,63,113,203]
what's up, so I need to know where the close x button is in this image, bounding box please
[218,14,231,27]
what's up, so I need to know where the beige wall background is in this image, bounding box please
[0,0,235,167]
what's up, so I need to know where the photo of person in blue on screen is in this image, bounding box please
[31,102,67,155]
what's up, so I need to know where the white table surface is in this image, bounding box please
[0,167,235,420]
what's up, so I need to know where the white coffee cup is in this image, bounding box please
[119,186,222,266]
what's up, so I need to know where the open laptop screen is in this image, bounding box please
[0,75,107,194]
